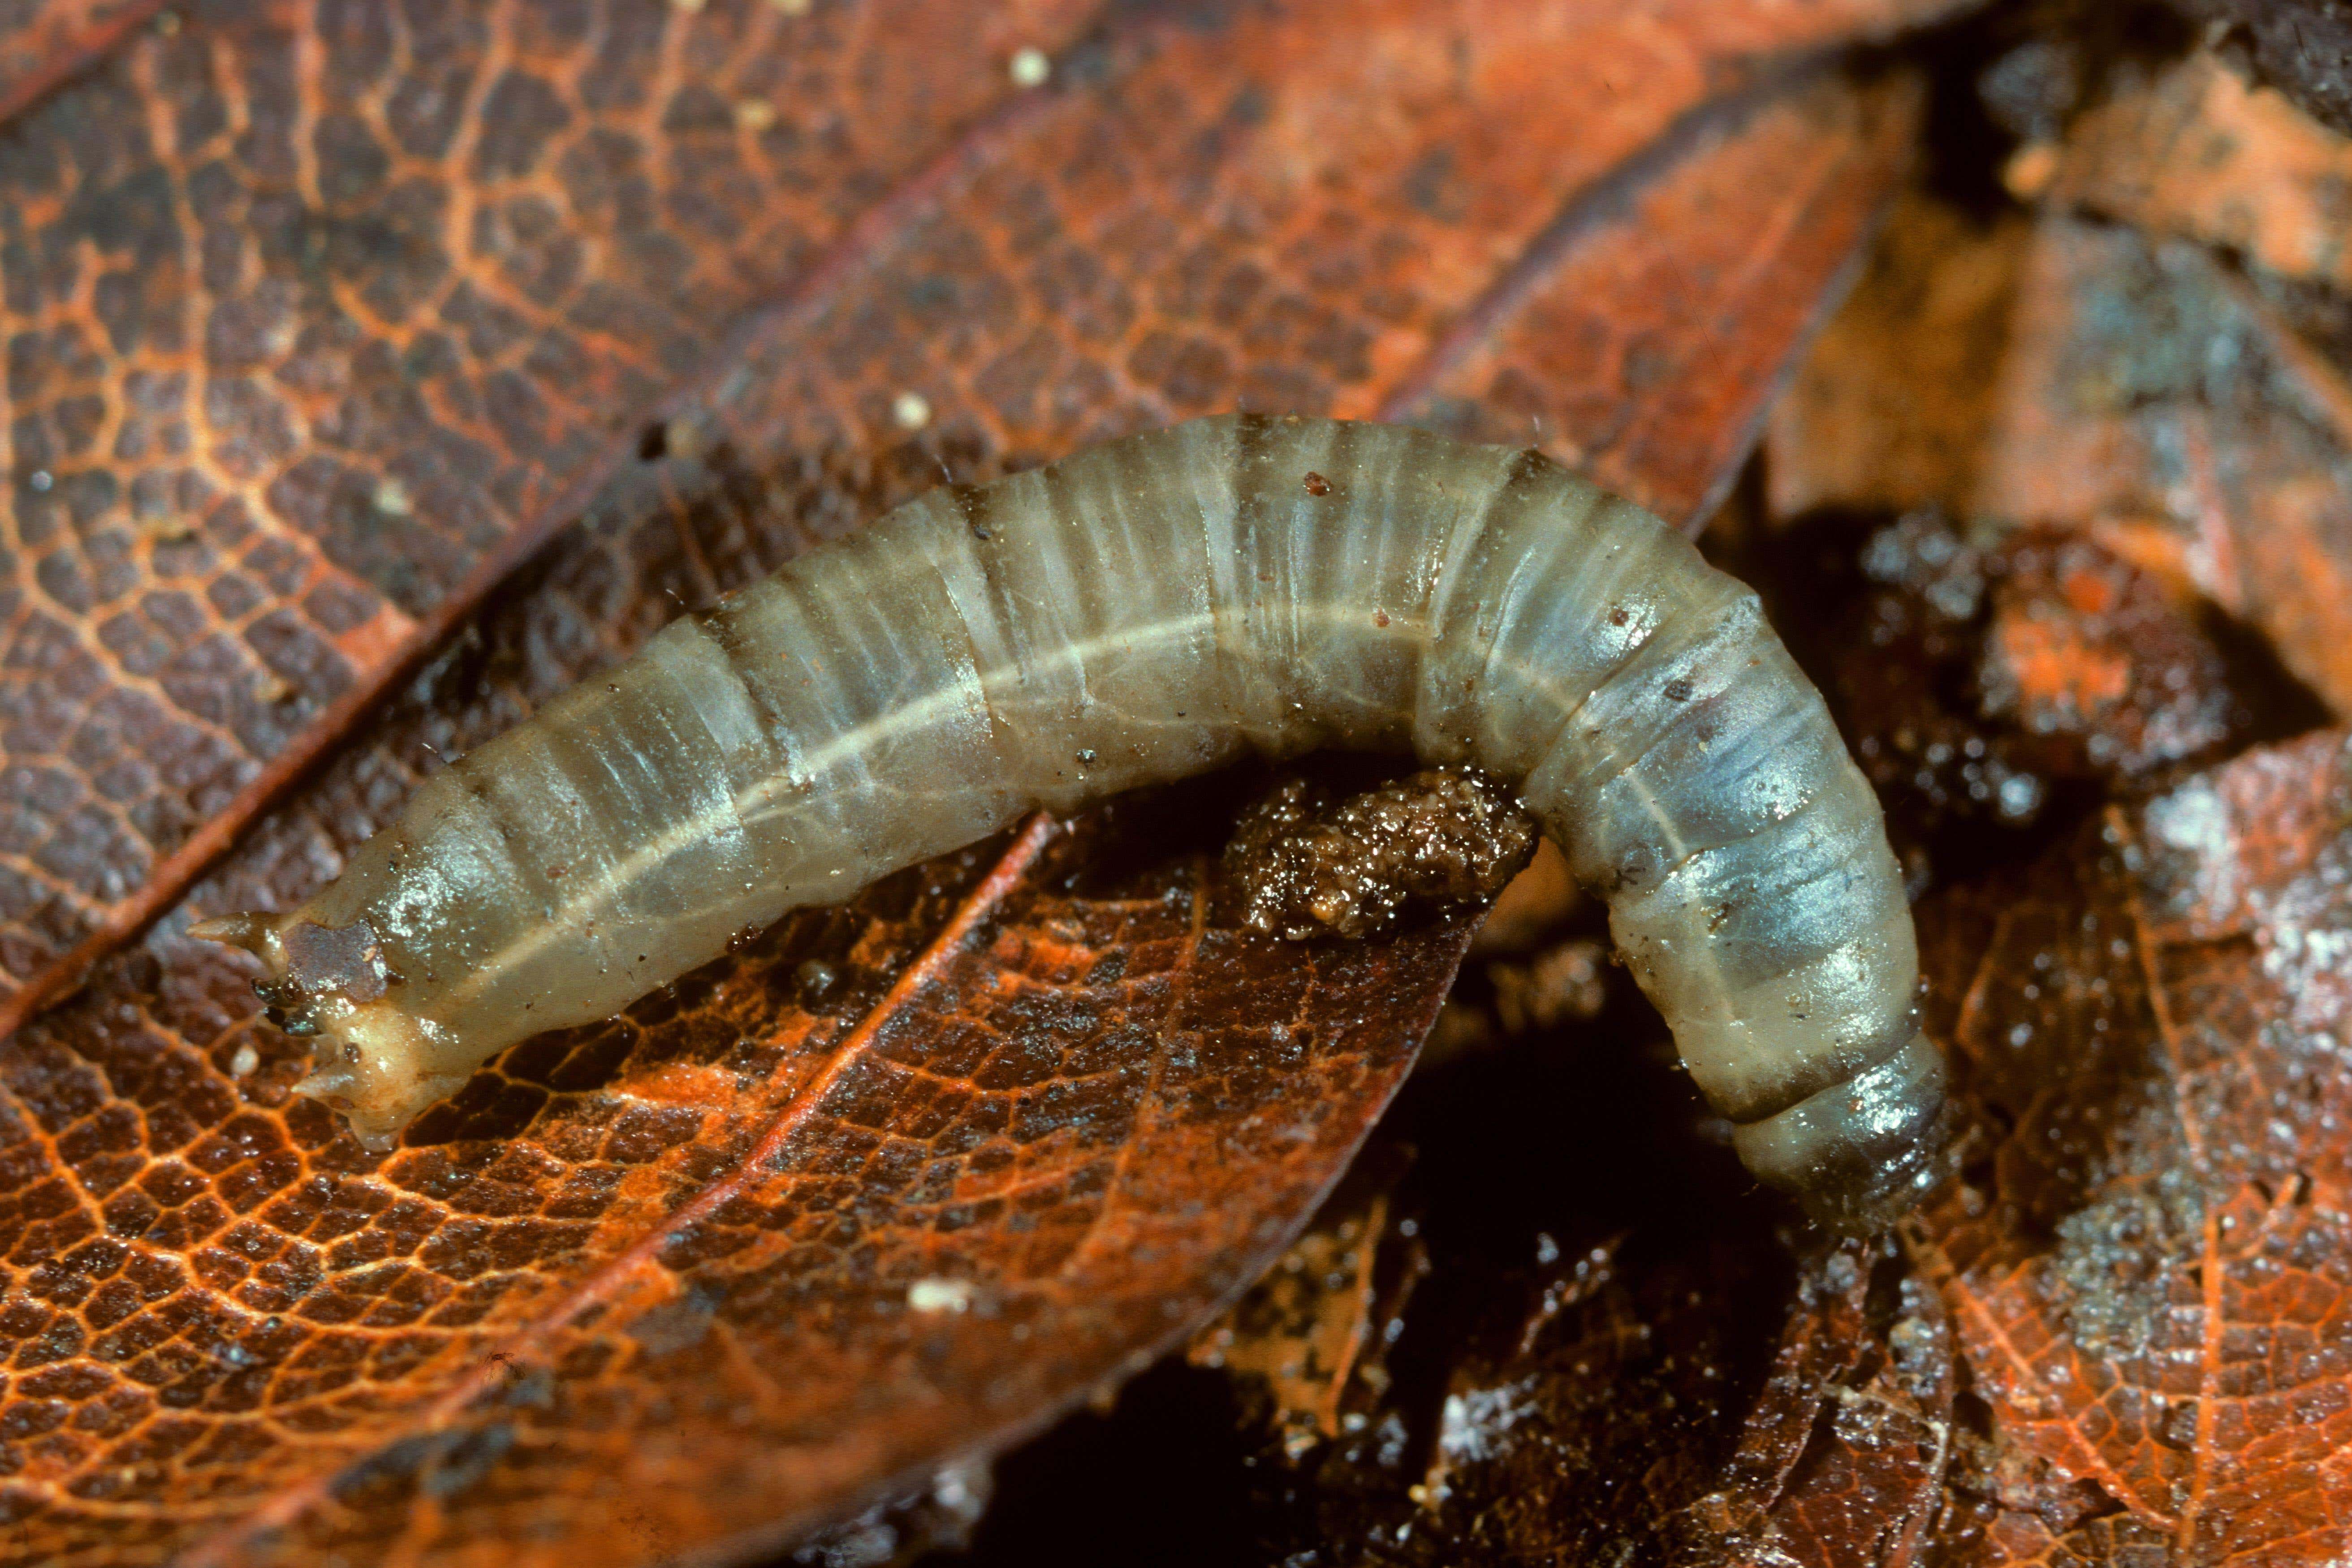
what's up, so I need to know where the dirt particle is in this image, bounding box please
[796,959,840,1000]
[1487,939,1608,1032]
[1226,766,1536,940]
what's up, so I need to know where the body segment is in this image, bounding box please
[201,415,1946,1227]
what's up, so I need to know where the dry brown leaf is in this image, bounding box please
[2049,52,2352,295]
[0,0,160,121]
[1764,190,2031,523]
[1769,180,2352,715]
[2164,0,2352,143]
[1915,727,2352,1563]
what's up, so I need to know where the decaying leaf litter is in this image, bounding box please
[3,0,2351,1564]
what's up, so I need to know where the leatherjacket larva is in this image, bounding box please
[198,414,1948,1229]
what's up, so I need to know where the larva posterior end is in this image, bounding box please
[290,1071,409,1153]
[292,1055,409,1151]
[189,911,282,958]
[341,1112,413,1155]
[291,1063,355,1100]
[1732,1031,1953,1235]
[293,1005,470,1153]
[198,908,463,1152]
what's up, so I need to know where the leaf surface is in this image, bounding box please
[0,0,160,121]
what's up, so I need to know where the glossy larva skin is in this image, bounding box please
[205,415,1946,1227]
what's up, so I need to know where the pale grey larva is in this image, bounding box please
[198,415,1947,1229]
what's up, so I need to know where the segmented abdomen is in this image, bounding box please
[203,414,1945,1228]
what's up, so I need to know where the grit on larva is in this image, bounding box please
[195,414,1949,1230]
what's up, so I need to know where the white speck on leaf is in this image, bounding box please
[908,1277,975,1314]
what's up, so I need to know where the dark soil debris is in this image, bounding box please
[1225,767,1539,942]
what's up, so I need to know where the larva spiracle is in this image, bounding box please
[197,414,1948,1229]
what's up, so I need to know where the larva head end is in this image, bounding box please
[1733,1032,1953,1236]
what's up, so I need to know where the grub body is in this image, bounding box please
[201,415,1945,1226]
